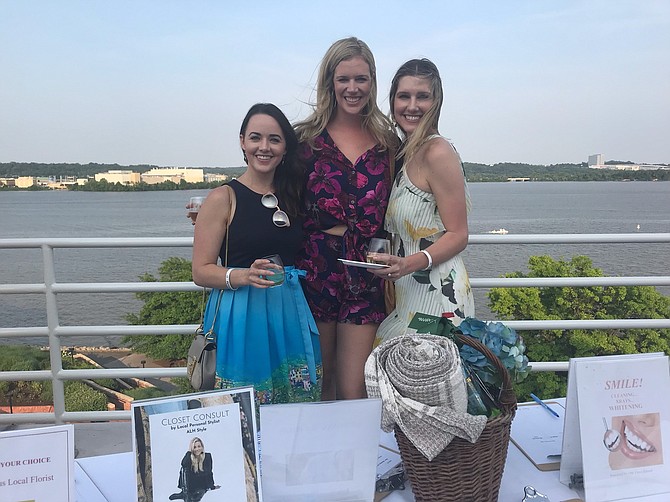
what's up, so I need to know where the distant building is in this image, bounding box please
[205,173,229,184]
[16,176,36,188]
[95,170,141,185]
[587,154,666,171]
[141,167,204,184]
[588,154,604,166]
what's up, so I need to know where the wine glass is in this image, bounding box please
[188,196,205,217]
[367,238,391,265]
[262,254,285,287]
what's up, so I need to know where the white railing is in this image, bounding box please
[1,234,669,425]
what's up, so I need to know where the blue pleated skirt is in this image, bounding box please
[202,266,322,404]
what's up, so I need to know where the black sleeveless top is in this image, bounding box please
[220,179,304,267]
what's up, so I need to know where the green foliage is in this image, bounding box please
[488,255,670,399]
[0,345,51,371]
[64,381,108,411]
[124,257,203,361]
[0,346,53,404]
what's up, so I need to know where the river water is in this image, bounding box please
[2,182,669,346]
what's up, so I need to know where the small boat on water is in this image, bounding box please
[486,228,509,235]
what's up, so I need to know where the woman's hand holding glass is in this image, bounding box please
[366,238,391,265]
[186,196,205,226]
[235,256,285,289]
[260,254,285,287]
[365,238,397,278]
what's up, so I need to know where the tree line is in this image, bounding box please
[2,161,668,185]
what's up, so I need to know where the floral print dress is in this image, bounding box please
[376,143,475,343]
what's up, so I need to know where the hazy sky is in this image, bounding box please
[1,1,668,168]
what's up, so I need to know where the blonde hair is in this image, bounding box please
[189,437,205,473]
[389,58,444,164]
[294,37,396,150]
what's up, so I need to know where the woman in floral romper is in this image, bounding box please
[294,37,398,400]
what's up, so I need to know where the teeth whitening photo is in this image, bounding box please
[607,413,663,470]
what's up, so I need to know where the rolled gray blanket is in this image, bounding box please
[365,334,488,460]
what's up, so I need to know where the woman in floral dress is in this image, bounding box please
[294,37,398,400]
[371,59,475,343]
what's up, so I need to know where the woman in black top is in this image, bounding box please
[169,437,219,501]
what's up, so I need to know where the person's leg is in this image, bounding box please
[317,320,338,401]
[169,468,186,499]
[335,323,377,400]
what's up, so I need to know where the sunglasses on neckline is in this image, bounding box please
[261,193,290,228]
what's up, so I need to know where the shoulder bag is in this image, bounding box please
[187,290,220,391]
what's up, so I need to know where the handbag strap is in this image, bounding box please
[204,291,224,340]
[197,183,236,331]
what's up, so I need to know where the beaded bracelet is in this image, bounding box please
[420,249,433,271]
[225,267,238,291]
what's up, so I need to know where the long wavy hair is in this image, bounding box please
[189,437,206,473]
[389,58,444,164]
[239,103,304,217]
[294,37,396,150]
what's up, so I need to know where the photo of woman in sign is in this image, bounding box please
[169,437,220,501]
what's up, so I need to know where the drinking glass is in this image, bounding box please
[367,238,391,265]
[262,254,285,287]
[188,196,205,217]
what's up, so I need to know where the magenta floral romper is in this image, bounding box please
[296,130,393,325]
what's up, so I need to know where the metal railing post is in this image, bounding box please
[42,243,66,424]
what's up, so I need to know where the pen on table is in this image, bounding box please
[530,393,560,418]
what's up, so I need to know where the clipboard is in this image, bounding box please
[510,400,565,471]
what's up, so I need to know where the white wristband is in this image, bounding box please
[420,249,433,271]
[225,268,238,290]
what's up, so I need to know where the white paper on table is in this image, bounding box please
[74,461,107,502]
[260,398,382,502]
[76,452,135,502]
[0,424,75,502]
[377,446,402,479]
[378,430,399,453]
[510,401,565,471]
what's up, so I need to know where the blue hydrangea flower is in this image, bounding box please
[458,317,530,386]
